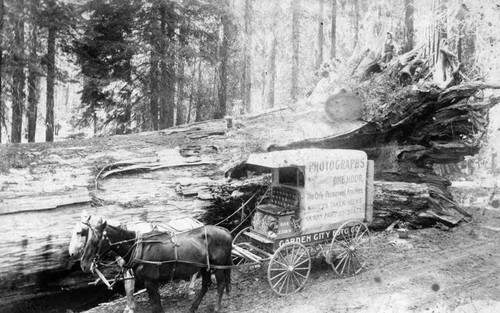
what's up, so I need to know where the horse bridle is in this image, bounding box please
[76,224,89,255]
[81,221,108,271]
[84,222,138,270]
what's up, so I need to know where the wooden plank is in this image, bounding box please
[0,187,91,215]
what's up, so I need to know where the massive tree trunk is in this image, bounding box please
[45,26,56,142]
[11,0,25,143]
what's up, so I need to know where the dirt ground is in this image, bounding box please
[83,198,500,313]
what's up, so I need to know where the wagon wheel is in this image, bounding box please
[232,227,261,274]
[267,242,311,296]
[329,220,370,277]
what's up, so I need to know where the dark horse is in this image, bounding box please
[80,220,232,313]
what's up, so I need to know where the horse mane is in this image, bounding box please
[104,223,137,242]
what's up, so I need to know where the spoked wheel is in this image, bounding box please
[329,220,370,277]
[232,227,262,274]
[267,242,311,296]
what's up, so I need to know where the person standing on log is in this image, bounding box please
[382,32,395,64]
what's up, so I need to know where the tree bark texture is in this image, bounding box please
[45,26,56,142]
[266,1,279,109]
[216,5,229,119]
[158,3,175,129]
[27,0,40,143]
[242,0,252,114]
[11,0,25,143]
[176,17,189,126]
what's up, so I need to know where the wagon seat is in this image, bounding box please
[252,186,301,239]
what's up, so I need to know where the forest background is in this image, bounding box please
[0,0,499,176]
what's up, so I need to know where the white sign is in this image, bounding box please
[301,152,367,233]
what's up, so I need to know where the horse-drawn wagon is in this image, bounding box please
[76,148,374,312]
[232,148,374,295]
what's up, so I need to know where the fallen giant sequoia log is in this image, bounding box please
[1,38,500,303]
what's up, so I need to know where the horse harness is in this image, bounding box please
[96,226,231,276]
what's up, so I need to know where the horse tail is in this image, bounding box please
[224,252,232,295]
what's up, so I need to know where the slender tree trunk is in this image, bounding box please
[186,57,196,124]
[92,107,97,134]
[267,36,277,109]
[353,0,359,49]
[195,58,202,122]
[175,26,188,125]
[403,0,414,53]
[242,0,252,114]
[216,5,230,119]
[27,0,39,142]
[430,0,437,66]
[176,2,191,125]
[438,0,447,40]
[0,0,4,143]
[176,39,185,125]
[291,0,300,102]
[316,0,324,70]
[149,31,159,130]
[435,0,448,67]
[330,0,336,60]
[159,5,167,129]
[45,26,56,142]
[456,4,474,71]
[11,0,25,143]
[266,1,279,109]
[158,4,175,129]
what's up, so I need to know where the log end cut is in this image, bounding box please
[325,90,364,122]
